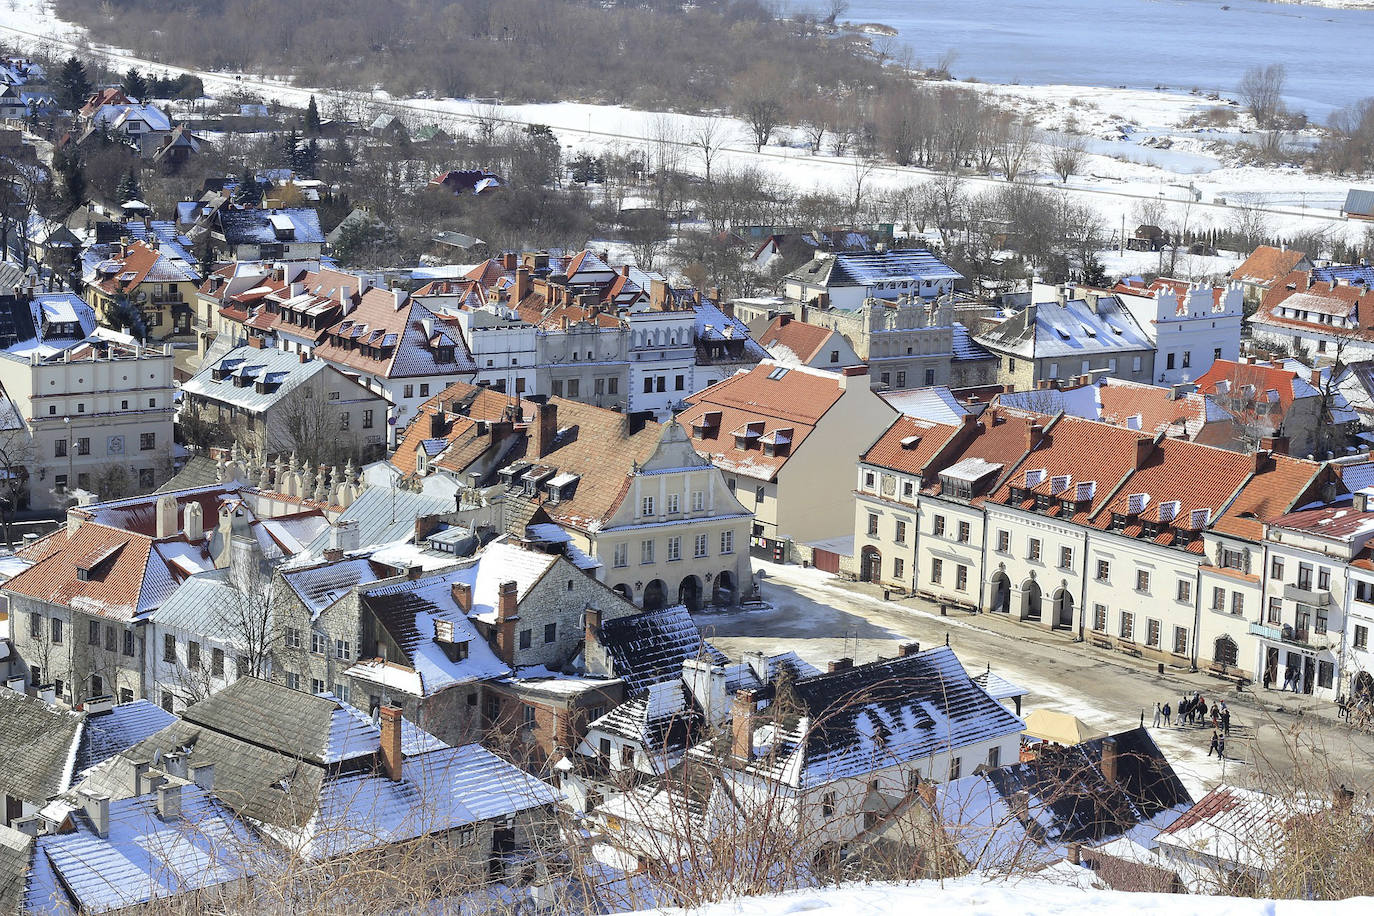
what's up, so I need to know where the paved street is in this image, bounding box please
[693,561,1374,799]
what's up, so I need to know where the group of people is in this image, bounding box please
[1152,693,1232,759]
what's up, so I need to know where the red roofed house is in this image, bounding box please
[1192,358,1326,457]
[82,239,199,340]
[1249,269,1374,365]
[1230,245,1313,306]
[755,314,861,371]
[678,361,896,548]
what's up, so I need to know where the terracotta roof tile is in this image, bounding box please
[861,415,961,477]
[756,317,836,364]
[1231,246,1309,287]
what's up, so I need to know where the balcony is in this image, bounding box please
[1283,584,1331,606]
[1250,621,1335,651]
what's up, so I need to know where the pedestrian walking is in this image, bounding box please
[1208,730,1220,757]
[1218,734,1225,758]
[1264,667,1275,690]
[1221,708,1231,736]
[1152,702,1162,728]
[1210,703,1219,729]
[1162,702,1171,726]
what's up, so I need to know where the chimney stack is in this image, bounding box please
[495,581,520,663]
[1068,842,1082,866]
[1026,422,1043,453]
[584,607,602,647]
[1134,435,1154,469]
[183,501,203,542]
[1101,736,1119,784]
[730,688,758,762]
[531,400,558,459]
[83,792,110,838]
[899,642,921,657]
[156,783,182,822]
[379,705,403,781]
[451,581,473,613]
[827,657,853,673]
[155,494,178,540]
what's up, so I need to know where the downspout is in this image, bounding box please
[1077,525,1089,643]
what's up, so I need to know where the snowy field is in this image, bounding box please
[2,0,1371,277]
[627,876,1374,916]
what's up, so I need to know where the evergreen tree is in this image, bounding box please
[233,166,261,205]
[296,138,320,179]
[52,146,85,213]
[304,95,321,135]
[120,68,148,102]
[116,170,141,204]
[280,130,301,170]
[55,56,92,111]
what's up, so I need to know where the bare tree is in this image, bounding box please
[849,151,881,218]
[689,115,729,183]
[737,66,787,152]
[1239,63,1287,130]
[271,388,356,469]
[993,116,1036,182]
[0,404,32,547]
[1046,131,1088,183]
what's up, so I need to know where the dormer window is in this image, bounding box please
[1024,468,1046,488]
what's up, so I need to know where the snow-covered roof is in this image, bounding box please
[880,386,970,424]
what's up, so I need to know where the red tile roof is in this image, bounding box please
[860,415,962,477]
[677,364,851,481]
[1253,271,1374,343]
[756,317,836,365]
[1232,246,1309,287]
[1192,359,1313,416]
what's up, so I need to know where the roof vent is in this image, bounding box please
[1126,492,1149,515]
[1024,468,1046,488]
[1189,507,1211,528]
[1159,500,1180,523]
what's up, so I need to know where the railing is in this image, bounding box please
[1284,584,1332,606]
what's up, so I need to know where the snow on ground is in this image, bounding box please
[2,0,1368,272]
[625,876,1371,916]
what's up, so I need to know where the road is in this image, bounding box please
[0,14,1356,235]
[693,561,1374,799]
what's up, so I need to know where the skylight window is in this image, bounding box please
[766,366,789,381]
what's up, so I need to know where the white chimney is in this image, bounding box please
[681,658,728,726]
[154,494,178,540]
[155,783,181,821]
[393,289,408,311]
[331,518,360,552]
[82,792,110,838]
[183,501,203,542]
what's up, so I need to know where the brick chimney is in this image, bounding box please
[837,365,869,390]
[495,580,520,663]
[898,642,921,657]
[1134,435,1154,469]
[731,688,758,762]
[1026,422,1043,453]
[451,581,473,613]
[514,266,531,303]
[1253,448,1272,474]
[1260,435,1289,456]
[531,400,558,459]
[584,607,602,647]
[827,657,853,673]
[1100,736,1118,784]
[379,705,403,781]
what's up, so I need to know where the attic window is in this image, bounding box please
[1159,500,1180,523]
[766,366,789,381]
[1074,481,1096,502]
[1049,474,1071,495]
[900,435,922,450]
[1024,468,1046,488]
[1190,507,1211,528]
[1127,493,1149,515]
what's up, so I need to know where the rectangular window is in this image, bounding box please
[77,437,90,456]
[212,648,224,677]
[28,612,39,639]
[949,756,962,780]
[123,630,134,657]
[1230,592,1244,616]
[311,678,325,695]
[1271,557,1284,581]
[692,490,705,512]
[1093,604,1107,632]
[1298,563,1313,590]
[544,622,557,644]
[1028,538,1041,561]
[933,515,946,537]
[285,627,302,649]
[1316,606,1328,635]
[720,531,734,554]
[896,371,906,387]
[1319,567,1331,591]
[50,618,62,644]
[641,496,655,516]
[957,521,971,543]
[1356,625,1369,650]
[339,412,350,430]
[88,620,100,646]
[1222,549,1247,571]
[1147,618,1161,647]
[1096,560,1110,582]
[867,513,879,536]
[362,409,374,429]
[523,705,537,729]
[895,520,907,545]
[931,558,943,584]
[1267,596,1282,624]
[667,537,681,561]
[755,485,765,502]
[567,379,579,397]
[1318,660,1334,689]
[1119,612,1135,642]
[420,384,430,397]
[1059,546,1072,570]
[956,564,968,591]
[54,439,66,458]
[1136,569,1150,593]
[641,539,655,564]
[104,626,116,652]
[1211,587,1225,611]
[519,629,532,650]
[404,384,414,399]
[163,633,176,662]
[613,543,628,568]
[893,557,905,580]
[140,432,155,451]
[694,534,708,558]
[1177,580,1192,603]
[187,641,201,670]
[1173,626,1188,655]
[334,639,351,660]
[997,530,1010,553]
[312,632,327,655]
[666,494,680,514]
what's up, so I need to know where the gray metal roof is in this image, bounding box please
[304,487,455,555]
[1344,188,1374,217]
[182,345,334,414]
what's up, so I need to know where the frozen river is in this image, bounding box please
[849,0,1374,120]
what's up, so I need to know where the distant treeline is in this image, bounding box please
[53,0,886,110]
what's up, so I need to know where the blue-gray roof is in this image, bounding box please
[952,323,995,361]
[810,248,963,287]
[303,487,456,555]
[73,701,177,777]
[219,208,325,246]
[1343,189,1374,218]
[1311,262,1374,287]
